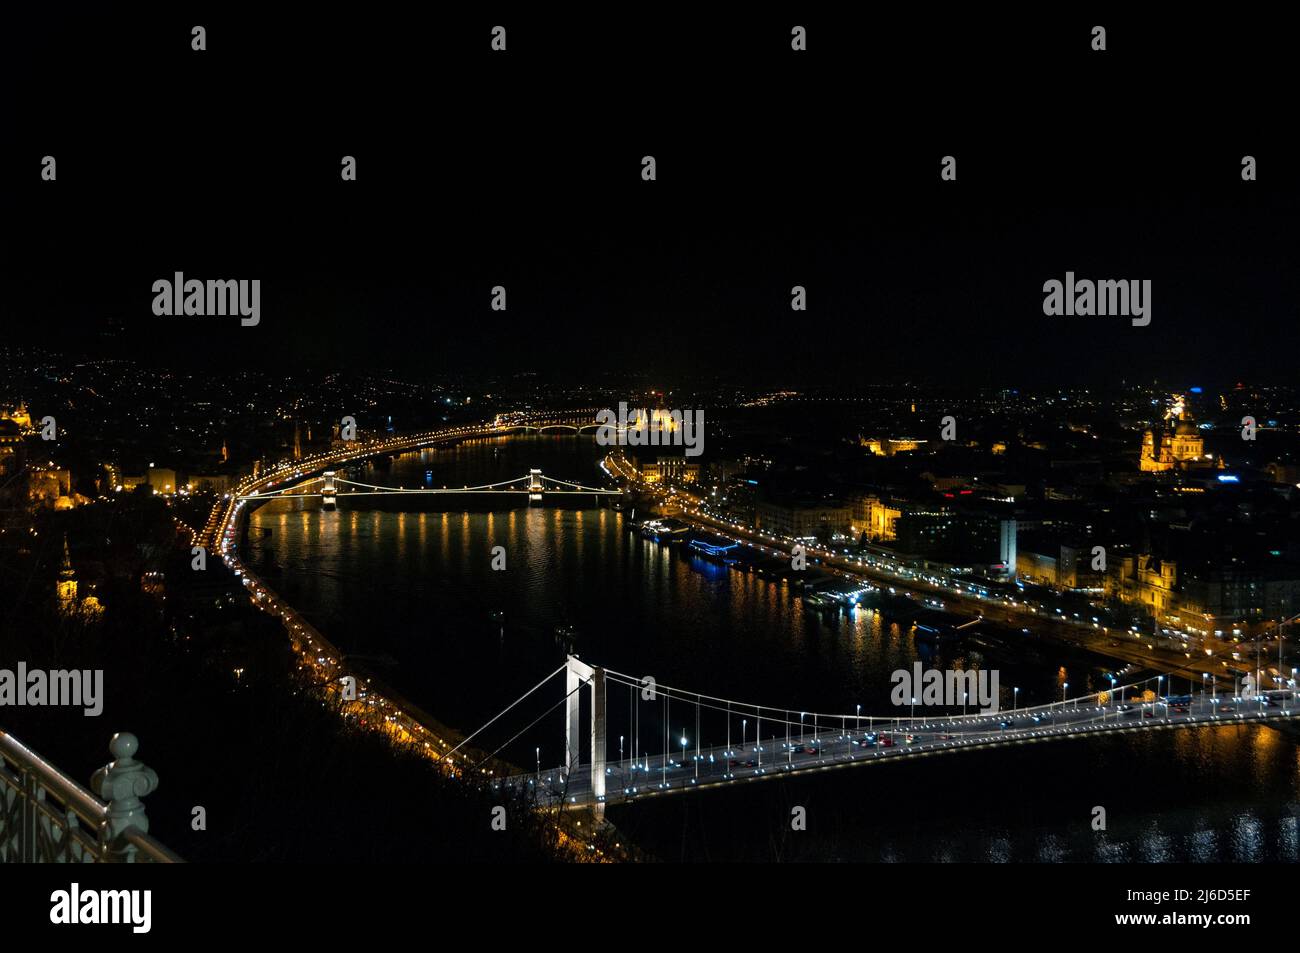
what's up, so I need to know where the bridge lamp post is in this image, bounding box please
[1013,687,1019,714]
[1158,676,1164,715]
[910,696,916,725]
[1062,683,1068,723]
[800,712,805,742]
[681,734,688,773]
[742,719,747,754]
[856,704,861,733]
[963,691,967,718]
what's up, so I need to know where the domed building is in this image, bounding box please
[0,400,33,432]
[1139,394,1218,472]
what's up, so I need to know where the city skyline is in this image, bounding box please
[3,4,1297,935]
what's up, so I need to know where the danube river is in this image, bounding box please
[246,435,1300,861]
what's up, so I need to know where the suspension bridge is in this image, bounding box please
[236,468,621,505]
[456,656,1300,815]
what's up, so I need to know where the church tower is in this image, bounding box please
[57,534,78,610]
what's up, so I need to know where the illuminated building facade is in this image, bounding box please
[860,436,925,457]
[0,401,33,432]
[1139,394,1216,472]
[1106,554,1178,620]
[850,494,901,541]
[640,456,700,484]
[755,499,852,540]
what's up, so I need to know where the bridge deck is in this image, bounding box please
[499,695,1297,809]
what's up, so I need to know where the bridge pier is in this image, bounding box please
[565,657,586,777]
[591,667,606,816]
[322,471,337,509]
[564,655,606,818]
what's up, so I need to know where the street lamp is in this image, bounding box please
[1013,687,1019,714]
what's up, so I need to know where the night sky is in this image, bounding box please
[3,8,1296,387]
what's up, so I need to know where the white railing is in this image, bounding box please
[0,730,181,863]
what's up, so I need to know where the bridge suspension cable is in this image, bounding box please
[600,667,1194,731]
[334,475,532,493]
[540,475,615,492]
[237,476,326,499]
[473,677,590,770]
[482,654,1275,811]
[239,473,617,498]
[437,662,568,765]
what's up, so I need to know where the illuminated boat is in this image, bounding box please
[688,534,741,565]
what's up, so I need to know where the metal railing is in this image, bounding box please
[0,730,181,863]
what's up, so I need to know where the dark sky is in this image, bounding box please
[3,8,1296,388]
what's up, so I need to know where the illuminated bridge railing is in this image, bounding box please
[0,730,181,864]
[477,655,1300,811]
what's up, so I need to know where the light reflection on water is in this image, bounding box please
[247,435,1300,861]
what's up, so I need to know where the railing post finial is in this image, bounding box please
[90,732,160,840]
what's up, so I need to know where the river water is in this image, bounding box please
[246,435,1300,861]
